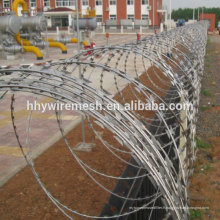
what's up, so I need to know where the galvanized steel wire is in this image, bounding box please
[0,21,208,219]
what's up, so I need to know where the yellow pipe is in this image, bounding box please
[40,38,68,53]
[70,38,78,43]
[48,37,77,44]
[70,38,89,46]
[48,37,88,46]
[16,34,67,55]
[23,46,43,60]
[14,25,43,60]
[49,42,67,54]
[12,0,29,47]
[12,0,28,16]
[82,40,89,46]
[48,38,54,42]
[13,0,44,60]
[13,0,69,57]
[15,32,31,46]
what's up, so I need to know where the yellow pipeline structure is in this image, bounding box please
[12,0,28,16]
[12,0,43,59]
[82,40,89,46]
[49,42,67,54]
[15,32,30,46]
[15,33,43,60]
[12,0,68,59]
[70,38,77,43]
[23,46,43,60]
[48,38,89,46]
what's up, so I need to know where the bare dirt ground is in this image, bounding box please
[189,35,220,220]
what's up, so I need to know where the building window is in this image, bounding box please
[110,15,116,20]
[44,0,50,7]
[3,0,10,8]
[142,0,148,4]
[128,15,134,21]
[96,0,102,5]
[96,15,102,22]
[51,15,69,27]
[110,0,116,5]
[82,0,88,6]
[30,0,36,7]
[56,0,75,7]
[142,15,149,20]
[127,0,133,5]
[69,0,74,6]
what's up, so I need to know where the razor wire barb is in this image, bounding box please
[0,21,209,220]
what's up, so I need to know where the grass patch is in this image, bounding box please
[200,106,210,112]
[205,55,211,62]
[190,209,202,220]
[195,137,211,149]
[201,89,211,96]
[202,163,212,171]
[193,163,200,174]
[207,37,211,44]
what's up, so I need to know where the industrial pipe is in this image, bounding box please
[14,32,43,59]
[0,45,22,53]
[12,0,44,60]
[0,12,21,35]
[20,13,47,32]
[48,42,67,54]
[70,38,77,43]
[14,32,30,46]
[12,0,28,16]
[16,33,67,54]
[23,46,43,60]
[48,37,89,46]
[82,40,89,46]
[72,17,97,31]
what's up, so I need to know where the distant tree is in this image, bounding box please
[172,7,220,27]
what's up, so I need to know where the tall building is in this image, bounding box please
[0,0,163,28]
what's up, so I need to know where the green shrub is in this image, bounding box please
[195,137,211,149]
[201,89,211,96]
[190,209,202,220]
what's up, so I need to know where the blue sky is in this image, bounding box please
[163,0,220,10]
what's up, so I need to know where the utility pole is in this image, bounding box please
[74,0,94,152]
[76,0,81,56]
[193,8,195,20]
[76,0,85,143]
[193,3,195,21]
[153,0,155,31]
[202,7,204,20]
[169,0,172,29]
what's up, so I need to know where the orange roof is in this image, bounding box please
[46,7,74,12]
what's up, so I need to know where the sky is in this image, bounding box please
[163,0,220,10]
